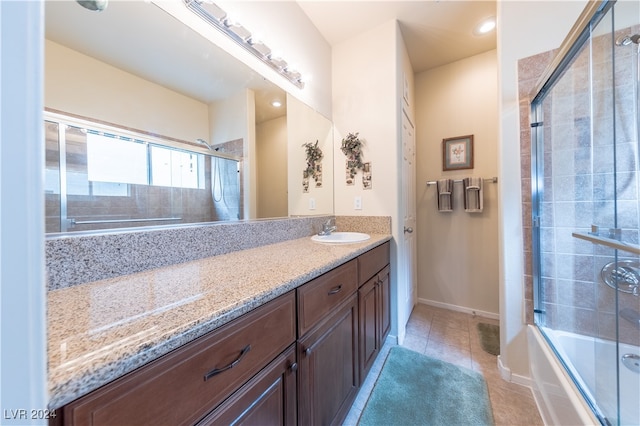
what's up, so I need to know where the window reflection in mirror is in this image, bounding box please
[45,113,242,233]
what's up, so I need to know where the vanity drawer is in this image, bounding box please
[358,241,390,286]
[62,291,296,426]
[297,259,357,336]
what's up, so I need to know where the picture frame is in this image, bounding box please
[442,135,474,171]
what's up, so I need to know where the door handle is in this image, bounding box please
[204,344,251,381]
[328,285,342,295]
[404,227,413,234]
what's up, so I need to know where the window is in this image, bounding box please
[85,131,205,190]
[86,133,148,185]
[150,146,204,189]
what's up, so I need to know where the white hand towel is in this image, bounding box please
[437,179,454,212]
[463,177,483,213]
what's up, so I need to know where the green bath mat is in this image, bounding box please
[477,323,500,356]
[358,346,494,426]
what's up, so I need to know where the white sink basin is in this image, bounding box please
[311,232,370,244]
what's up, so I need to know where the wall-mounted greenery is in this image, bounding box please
[341,132,365,180]
[302,140,323,186]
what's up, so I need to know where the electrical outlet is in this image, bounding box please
[309,198,316,210]
[354,196,362,210]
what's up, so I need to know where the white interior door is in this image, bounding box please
[400,110,417,333]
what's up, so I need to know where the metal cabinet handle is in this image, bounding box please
[404,227,413,234]
[328,285,342,295]
[305,347,312,356]
[289,362,298,373]
[204,344,251,381]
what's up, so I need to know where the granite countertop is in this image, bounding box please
[47,234,391,409]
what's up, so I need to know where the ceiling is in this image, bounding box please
[297,0,497,73]
[45,1,287,123]
[45,0,496,124]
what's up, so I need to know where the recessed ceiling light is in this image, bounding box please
[271,100,282,108]
[474,17,496,35]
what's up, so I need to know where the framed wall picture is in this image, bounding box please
[442,135,473,171]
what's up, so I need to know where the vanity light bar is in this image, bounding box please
[184,0,305,88]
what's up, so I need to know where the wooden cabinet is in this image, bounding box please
[378,264,391,342]
[297,260,359,426]
[54,241,391,426]
[357,242,391,383]
[358,275,379,381]
[197,344,297,426]
[297,294,359,426]
[59,291,296,426]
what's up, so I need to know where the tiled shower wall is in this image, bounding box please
[519,26,640,346]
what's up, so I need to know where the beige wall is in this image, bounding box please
[415,50,499,318]
[45,40,209,143]
[333,20,399,218]
[287,95,334,216]
[209,90,251,147]
[256,115,288,218]
[333,20,415,339]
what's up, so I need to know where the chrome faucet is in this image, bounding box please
[318,219,337,236]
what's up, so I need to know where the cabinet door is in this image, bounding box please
[197,345,297,426]
[358,276,379,384]
[297,293,359,426]
[378,265,391,343]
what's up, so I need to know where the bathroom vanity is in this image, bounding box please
[48,234,391,425]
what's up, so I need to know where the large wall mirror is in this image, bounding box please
[44,0,333,234]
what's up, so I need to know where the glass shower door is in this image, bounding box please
[589,2,640,424]
[532,1,640,424]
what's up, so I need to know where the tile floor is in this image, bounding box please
[343,303,544,425]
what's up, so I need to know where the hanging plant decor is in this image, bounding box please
[302,140,323,188]
[341,132,365,184]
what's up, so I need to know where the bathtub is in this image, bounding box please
[528,325,640,426]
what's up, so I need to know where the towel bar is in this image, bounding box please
[426,177,498,186]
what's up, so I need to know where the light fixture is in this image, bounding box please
[474,17,496,35]
[184,0,304,88]
[249,40,272,58]
[271,100,282,108]
[225,22,252,42]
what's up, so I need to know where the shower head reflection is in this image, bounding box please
[196,138,214,151]
[76,0,108,12]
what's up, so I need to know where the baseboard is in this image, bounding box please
[510,372,532,388]
[385,334,398,345]
[417,298,499,321]
[497,355,511,381]
[497,355,533,391]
